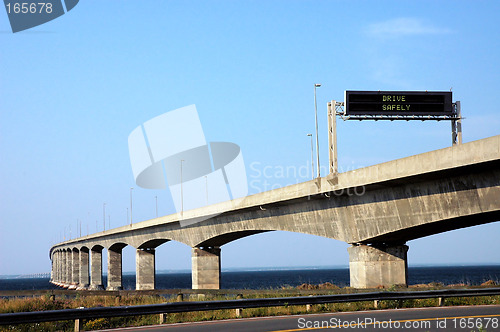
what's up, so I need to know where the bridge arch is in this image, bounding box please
[138,239,170,249]
[195,230,271,247]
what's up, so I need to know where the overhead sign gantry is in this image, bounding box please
[345,91,453,118]
[326,91,462,182]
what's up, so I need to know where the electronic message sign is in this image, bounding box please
[345,91,453,117]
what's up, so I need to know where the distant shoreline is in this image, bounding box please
[2,263,500,278]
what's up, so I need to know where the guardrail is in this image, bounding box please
[0,288,355,298]
[1,288,499,330]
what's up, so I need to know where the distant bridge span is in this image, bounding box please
[50,135,500,289]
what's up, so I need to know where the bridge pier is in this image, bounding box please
[89,247,104,290]
[51,252,57,284]
[136,248,155,290]
[192,247,221,289]
[69,249,79,290]
[55,252,61,284]
[65,250,71,288]
[50,256,54,282]
[348,244,408,289]
[60,251,64,284]
[107,246,123,290]
[61,251,67,287]
[55,252,60,283]
[77,248,89,290]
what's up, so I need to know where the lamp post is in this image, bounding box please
[307,134,314,180]
[103,203,106,231]
[155,196,158,218]
[314,83,321,178]
[205,175,208,205]
[130,187,134,225]
[180,160,184,215]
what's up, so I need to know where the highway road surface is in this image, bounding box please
[101,305,500,331]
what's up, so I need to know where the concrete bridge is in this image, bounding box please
[49,135,500,289]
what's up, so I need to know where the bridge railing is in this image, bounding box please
[1,288,499,330]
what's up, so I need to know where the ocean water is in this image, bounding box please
[1,265,499,291]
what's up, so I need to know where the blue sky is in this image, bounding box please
[1,0,499,275]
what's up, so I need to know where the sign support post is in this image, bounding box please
[328,100,338,175]
[457,101,462,145]
[451,112,457,145]
[451,101,462,146]
[327,100,340,185]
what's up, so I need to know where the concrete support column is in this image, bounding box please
[73,250,80,284]
[59,251,63,283]
[348,244,408,289]
[50,256,54,282]
[107,247,123,290]
[63,250,70,286]
[50,253,56,283]
[59,251,64,283]
[60,252,64,284]
[52,253,57,283]
[90,247,104,290]
[54,252,59,283]
[69,249,80,290]
[136,248,156,290]
[192,246,221,289]
[57,252,62,283]
[78,248,89,289]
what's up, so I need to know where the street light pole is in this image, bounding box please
[130,187,134,225]
[180,160,184,216]
[307,133,314,180]
[205,175,208,205]
[314,83,321,178]
[155,196,158,218]
[103,203,106,231]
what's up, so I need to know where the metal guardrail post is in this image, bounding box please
[159,313,167,324]
[236,294,244,317]
[438,297,444,306]
[74,318,83,332]
[159,294,183,324]
[74,307,84,332]
[306,295,314,312]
